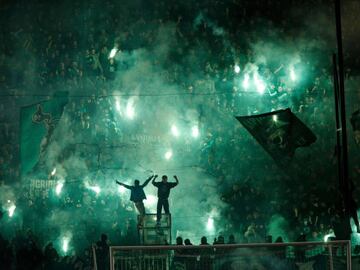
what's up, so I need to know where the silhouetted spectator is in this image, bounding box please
[215,235,224,245]
[15,232,43,270]
[96,234,109,270]
[228,234,236,244]
[115,174,154,226]
[0,234,13,269]
[44,242,59,269]
[200,236,209,245]
[172,236,185,269]
[184,239,196,270]
[274,236,286,259]
[152,175,179,225]
[199,236,212,270]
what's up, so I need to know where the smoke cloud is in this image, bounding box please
[0,0,360,253]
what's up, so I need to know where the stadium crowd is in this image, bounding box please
[1,0,360,269]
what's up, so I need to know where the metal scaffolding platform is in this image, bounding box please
[138,213,171,245]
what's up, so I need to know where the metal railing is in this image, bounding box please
[102,240,351,270]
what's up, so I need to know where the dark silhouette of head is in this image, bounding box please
[275,236,283,243]
[101,233,108,242]
[176,236,183,245]
[162,175,168,183]
[217,235,224,244]
[184,239,192,245]
[134,180,140,186]
[201,236,208,245]
[228,234,235,244]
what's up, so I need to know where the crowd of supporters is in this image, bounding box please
[0,230,347,269]
[1,0,360,268]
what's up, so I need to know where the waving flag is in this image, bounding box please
[20,92,68,177]
[236,108,316,165]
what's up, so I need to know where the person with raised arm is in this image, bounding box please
[116,174,155,225]
[152,175,179,225]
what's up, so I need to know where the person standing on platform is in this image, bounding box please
[116,174,154,225]
[152,175,179,225]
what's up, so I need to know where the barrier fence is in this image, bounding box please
[101,240,351,270]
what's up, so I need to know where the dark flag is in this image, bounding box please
[236,108,317,165]
[20,92,69,177]
[351,109,360,146]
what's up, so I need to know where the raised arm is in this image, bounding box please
[115,180,131,189]
[151,175,159,186]
[173,175,179,186]
[142,175,154,187]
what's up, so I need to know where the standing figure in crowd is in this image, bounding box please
[116,174,154,225]
[96,234,109,270]
[152,175,179,225]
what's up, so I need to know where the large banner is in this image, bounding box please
[28,179,57,198]
[20,92,68,177]
[236,108,317,165]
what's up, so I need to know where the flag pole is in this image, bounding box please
[334,0,351,237]
[332,53,342,189]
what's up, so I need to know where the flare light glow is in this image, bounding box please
[206,217,214,232]
[89,186,101,194]
[290,66,297,81]
[324,232,335,242]
[55,182,64,195]
[62,237,70,253]
[171,125,180,137]
[126,100,135,119]
[109,48,118,59]
[8,205,16,217]
[191,126,199,138]
[165,150,173,160]
[253,72,266,94]
[242,74,250,89]
[115,100,121,112]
